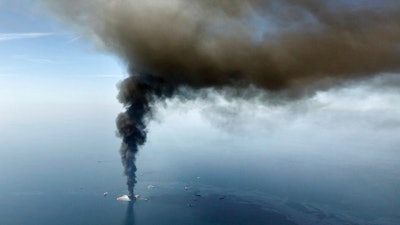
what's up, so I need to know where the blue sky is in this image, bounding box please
[0,0,126,104]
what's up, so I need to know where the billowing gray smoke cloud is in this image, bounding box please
[44,0,400,197]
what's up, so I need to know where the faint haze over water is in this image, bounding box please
[0,86,399,225]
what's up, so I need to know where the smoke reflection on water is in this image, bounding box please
[123,202,135,225]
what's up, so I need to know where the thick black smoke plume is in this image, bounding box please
[44,0,400,196]
[116,73,175,197]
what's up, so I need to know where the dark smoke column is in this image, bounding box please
[116,73,175,198]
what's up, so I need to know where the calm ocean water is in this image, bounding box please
[0,103,399,225]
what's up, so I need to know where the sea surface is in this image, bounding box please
[0,102,399,225]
